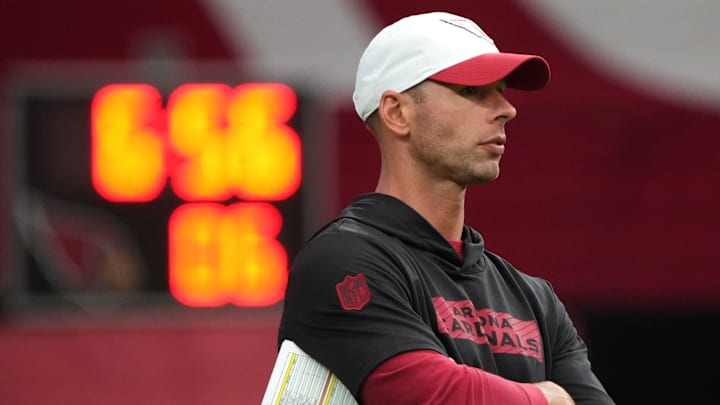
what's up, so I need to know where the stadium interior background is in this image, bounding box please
[1,1,719,403]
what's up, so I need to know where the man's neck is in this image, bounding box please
[376,178,466,241]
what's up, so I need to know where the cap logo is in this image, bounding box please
[439,18,494,44]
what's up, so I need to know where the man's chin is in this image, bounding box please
[470,168,500,185]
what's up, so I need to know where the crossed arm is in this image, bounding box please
[360,349,574,405]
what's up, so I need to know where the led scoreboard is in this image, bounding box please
[7,70,316,312]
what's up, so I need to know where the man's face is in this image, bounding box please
[406,79,517,186]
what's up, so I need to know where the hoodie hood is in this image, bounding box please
[336,193,487,272]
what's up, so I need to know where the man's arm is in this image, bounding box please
[360,350,573,405]
[540,282,614,404]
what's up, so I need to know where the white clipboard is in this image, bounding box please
[261,340,358,405]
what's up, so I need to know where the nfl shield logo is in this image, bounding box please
[336,273,371,311]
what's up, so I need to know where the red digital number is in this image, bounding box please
[91,84,165,201]
[91,83,300,307]
[168,83,301,201]
[168,203,287,307]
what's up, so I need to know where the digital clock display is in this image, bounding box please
[9,77,311,311]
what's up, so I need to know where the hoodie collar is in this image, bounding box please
[337,193,486,270]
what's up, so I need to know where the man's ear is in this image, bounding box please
[378,90,411,136]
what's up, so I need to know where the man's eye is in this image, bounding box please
[460,86,480,95]
[460,84,506,97]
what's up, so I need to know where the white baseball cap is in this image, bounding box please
[353,11,551,120]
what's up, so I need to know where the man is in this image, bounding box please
[279,11,614,405]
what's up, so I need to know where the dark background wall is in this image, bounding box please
[1,0,718,403]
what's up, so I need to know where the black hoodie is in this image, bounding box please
[279,193,611,403]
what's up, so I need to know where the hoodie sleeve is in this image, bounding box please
[360,350,548,404]
[278,229,448,398]
[542,281,615,404]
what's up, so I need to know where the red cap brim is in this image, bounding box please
[429,53,550,90]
